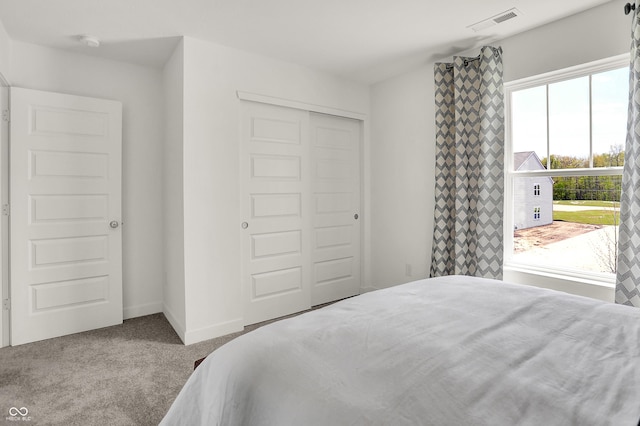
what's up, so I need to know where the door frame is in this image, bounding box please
[236,91,372,304]
[0,72,9,348]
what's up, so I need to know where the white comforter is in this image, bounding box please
[161,276,640,425]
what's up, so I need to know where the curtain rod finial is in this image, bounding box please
[625,2,636,15]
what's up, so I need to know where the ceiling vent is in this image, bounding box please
[468,8,521,32]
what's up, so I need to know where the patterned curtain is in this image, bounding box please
[430,46,504,279]
[616,8,640,307]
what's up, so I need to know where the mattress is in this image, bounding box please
[161,275,640,425]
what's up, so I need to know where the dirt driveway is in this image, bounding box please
[513,221,602,253]
[513,221,617,273]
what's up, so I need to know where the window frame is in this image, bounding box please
[504,54,628,285]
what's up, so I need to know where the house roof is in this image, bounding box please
[514,151,554,184]
[514,151,545,171]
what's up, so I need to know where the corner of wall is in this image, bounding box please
[123,301,163,320]
[183,318,244,346]
[162,303,186,344]
[161,35,187,338]
[0,18,12,83]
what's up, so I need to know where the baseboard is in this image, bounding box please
[162,304,186,344]
[183,318,244,346]
[123,301,163,320]
[359,286,378,294]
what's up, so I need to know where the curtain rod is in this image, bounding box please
[624,2,635,15]
[443,47,503,70]
[444,58,478,70]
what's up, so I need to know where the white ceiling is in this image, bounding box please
[0,0,614,84]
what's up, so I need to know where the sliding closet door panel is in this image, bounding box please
[241,102,311,325]
[310,113,361,305]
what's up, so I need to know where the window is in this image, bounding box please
[506,55,628,281]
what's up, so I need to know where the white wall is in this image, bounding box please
[176,37,370,344]
[162,40,186,339]
[10,42,165,317]
[370,0,628,300]
[370,64,434,289]
[500,3,628,83]
[0,19,10,81]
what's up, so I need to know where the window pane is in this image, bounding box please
[512,175,621,274]
[548,77,590,168]
[592,67,627,167]
[511,86,547,170]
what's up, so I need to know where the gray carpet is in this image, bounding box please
[0,313,274,425]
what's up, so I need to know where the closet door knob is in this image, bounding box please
[354,214,359,220]
[241,222,249,229]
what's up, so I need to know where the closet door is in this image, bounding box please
[310,113,361,306]
[240,102,311,325]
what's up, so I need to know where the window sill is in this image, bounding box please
[504,263,615,287]
[503,263,615,303]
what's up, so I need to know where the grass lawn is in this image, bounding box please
[553,210,619,226]
[553,200,619,208]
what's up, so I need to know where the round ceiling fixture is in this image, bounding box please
[79,35,100,48]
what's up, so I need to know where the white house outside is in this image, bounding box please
[513,151,553,230]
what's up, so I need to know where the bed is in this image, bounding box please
[160,275,640,425]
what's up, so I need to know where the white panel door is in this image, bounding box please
[10,87,122,345]
[310,113,361,305]
[241,102,311,325]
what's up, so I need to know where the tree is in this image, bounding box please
[539,151,623,202]
[591,203,619,274]
[594,144,625,167]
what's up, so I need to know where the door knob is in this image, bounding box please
[354,214,359,220]
[241,222,249,229]
[109,220,120,229]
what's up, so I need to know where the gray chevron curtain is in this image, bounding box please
[430,46,504,279]
[616,9,640,307]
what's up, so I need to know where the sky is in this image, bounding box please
[511,67,628,163]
